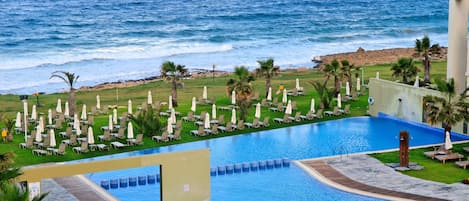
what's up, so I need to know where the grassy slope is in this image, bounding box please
[0,61,453,170]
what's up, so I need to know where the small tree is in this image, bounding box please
[424,78,469,140]
[226,66,255,121]
[129,108,162,137]
[322,59,341,95]
[391,57,419,84]
[415,35,438,83]
[50,71,79,116]
[160,61,188,107]
[309,80,335,109]
[255,58,280,98]
[0,152,48,200]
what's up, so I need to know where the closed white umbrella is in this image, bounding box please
[204,113,211,129]
[282,89,287,103]
[23,101,28,117]
[73,114,80,130]
[113,108,117,124]
[255,103,261,119]
[76,124,82,136]
[168,95,173,110]
[108,115,113,131]
[310,98,316,113]
[56,99,62,113]
[267,87,272,101]
[147,90,153,105]
[166,119,173,134]
[96,95,101,110]
[35,125,42,142]
[49,129,56,147]
[357,78,361,92]
[31,105,37,120]
[87,126,94,144]
[285,100,292,115]
[15,112,22,128]
[127,122,134,139]
[295,78,300,90]
[445,131,453,150]
[231,90,236,105]
[212,104,217,119]
[203,86,208,100]
[128,99,133,114]
[345,82,350,96]
[414,75,419,87]
[376,72,380,79]
[38,116,45,133]
[231,108,237,124]
[170,108,176,124]
[64,101,70,117]
[23,101,28,139]
[81,104,87,120]
[48,109,53,125]
[337,94,342,108]
[191,97,196,112]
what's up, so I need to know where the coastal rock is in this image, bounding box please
[318,47,447,68]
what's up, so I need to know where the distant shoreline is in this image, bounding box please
[75,47,448,93]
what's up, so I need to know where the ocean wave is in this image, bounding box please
[0,42,234,70]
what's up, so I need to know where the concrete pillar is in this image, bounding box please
[447,0,469,93]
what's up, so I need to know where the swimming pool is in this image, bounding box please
[84,116,469,200]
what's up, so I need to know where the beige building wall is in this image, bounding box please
[368,78,465,133]
[20,149,211,201]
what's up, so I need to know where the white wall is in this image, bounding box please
[368,78,466,133]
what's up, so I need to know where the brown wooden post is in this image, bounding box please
[399,130,409,167]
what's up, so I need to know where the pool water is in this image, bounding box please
[83,116,469,200]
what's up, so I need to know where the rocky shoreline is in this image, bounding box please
[316,47,447,68]
[77,47,448,92]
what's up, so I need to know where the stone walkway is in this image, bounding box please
[41,175,117,201]
[303,155,469,201]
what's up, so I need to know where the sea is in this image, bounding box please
[0,0,449,94]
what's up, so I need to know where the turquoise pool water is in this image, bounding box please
[83,116,469,200]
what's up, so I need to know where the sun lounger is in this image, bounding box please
[110,128,126,139]
[339,104,350,114]
[182,111,195,122]
[153,131,170,142]
[98,130,112,141]
[455,157,469,169]
[111,141,128,149]
[190,126,207,136]
[423,145,445,159]
[274,114,291,123]
[435,152,464,164]
[269,104,283,112]
[233,120,244,130]
[463,147,469,153]
[258,117,270,127]
[72,141,89,154]
[32,149,48,156]
[218,122,234,132]
[300,111,314,120]
[245,118,260,128]
[19,137,34,149]
[168,129,181,140]
[49,142,67,155]
[288,112,301,122]
[324,106,341,116]
[128,134,144,146]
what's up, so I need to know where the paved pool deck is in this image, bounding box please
[298,155,469,201]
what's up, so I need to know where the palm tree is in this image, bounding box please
[160,61,188,107]
[415,35,432,83]
[50,71,79,116]
[255,58,280,98]
[390,57,419,84]
[340,60,356,94]
[309,80,335,109]
[424,78,469,140]
[0,152,48,201]
[226,66,255,121]
[322,59,341,95]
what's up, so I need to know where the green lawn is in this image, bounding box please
[0,60,451,169]
[370,143,469,184]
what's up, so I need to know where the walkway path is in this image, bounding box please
[300,155,469,201]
